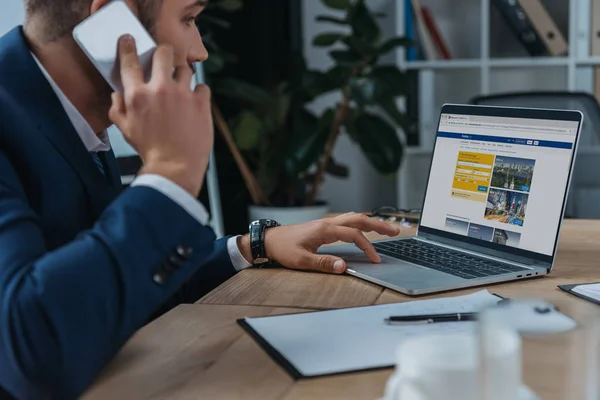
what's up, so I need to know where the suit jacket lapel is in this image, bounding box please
[0,27,122,218]
[103,149,123,189]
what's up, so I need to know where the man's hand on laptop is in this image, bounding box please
[109,35,213,197]
[239,213,400,274]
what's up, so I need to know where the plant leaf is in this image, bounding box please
[219,49,239,64]
[316,15,348,25]
[288,51,309,93]
[302,70,335,100]
[277,94,292,128]
[203,53,225,74]
[351,66,408,107]
[321,0,351,10]
[349,76,378,106]
[344,107,361,142]
[211,78,274,109]
[326,158,350,177]
[329,49,362,66]
[326,65,352,85]
[201,34,219,51]
[264,92,292,131]
[346,113,403,173]
[378,36,413,55]
[196,14,232,29]
[284,108,334,179]
[378,97,409,129]
[232,111,264,151]
[342,36,375,57]
[302,66,350,100]
[213,0,244,12]
[370,65,407,96]
[348,0,380,44]
[313,32,347,47]
[301,65,352,101]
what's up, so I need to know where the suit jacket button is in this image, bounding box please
[153,273,165,285]
[168,254,184,268]
[176,245,193,258]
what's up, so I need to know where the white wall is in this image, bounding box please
[0,0,24,36]
[302,0,398,213]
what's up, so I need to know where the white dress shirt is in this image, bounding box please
[31,53,252,271]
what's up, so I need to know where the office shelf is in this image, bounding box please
[405,59,481,70]
[405,57,576,70]
[396,0,598,209]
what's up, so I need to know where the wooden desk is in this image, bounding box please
[84,220,600,400]
[200,219,600,309]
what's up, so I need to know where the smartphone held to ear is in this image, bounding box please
[72,0,156,94]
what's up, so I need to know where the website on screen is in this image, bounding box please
[420,113,579,256]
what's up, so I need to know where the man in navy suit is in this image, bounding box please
[0,0,399,398]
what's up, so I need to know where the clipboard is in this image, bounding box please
[237,290,504,379]
[558,282,600,306]
[237,317,310,380]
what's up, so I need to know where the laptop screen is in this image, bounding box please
[419,108,580,259]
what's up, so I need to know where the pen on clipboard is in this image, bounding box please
[384,312,478,325]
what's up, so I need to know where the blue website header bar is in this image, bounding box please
[438,132,573,150]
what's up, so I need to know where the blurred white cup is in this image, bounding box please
[382,330,521,400]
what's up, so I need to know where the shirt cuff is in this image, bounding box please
[131,174,252,272]
[131,174,209,225]
[227,236,253,271]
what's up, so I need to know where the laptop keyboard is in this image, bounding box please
[373,239,527,280]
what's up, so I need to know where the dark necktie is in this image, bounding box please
[90,151,107,179]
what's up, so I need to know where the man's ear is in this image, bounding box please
[90,0,140,16]
[90,0,112,14]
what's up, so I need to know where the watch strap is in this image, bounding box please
[250,222,267,260]
[249,219,280,265]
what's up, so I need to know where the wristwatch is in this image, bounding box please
[249,219,280,265]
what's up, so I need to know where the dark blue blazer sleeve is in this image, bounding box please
[0,151,236,399]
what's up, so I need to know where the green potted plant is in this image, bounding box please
[203,0,412,225]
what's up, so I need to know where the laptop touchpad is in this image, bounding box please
[320,244,377,262]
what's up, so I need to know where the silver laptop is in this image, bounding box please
[321,104,583,295]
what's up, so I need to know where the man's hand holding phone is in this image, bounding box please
[109,35,212,197]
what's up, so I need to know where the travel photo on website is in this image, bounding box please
[484,156,534,227]
[484,188,529,227]
[489,156,535,193]
[420,113,578,256]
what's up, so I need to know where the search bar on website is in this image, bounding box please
[445,121,574,134]
[457,161,493,169]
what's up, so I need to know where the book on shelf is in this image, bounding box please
[410,0,439,60]
[517,0,567,56]
[421,5,452,60]
[405,0,452,61]
[404,0,418,60]
[492,0,567,57]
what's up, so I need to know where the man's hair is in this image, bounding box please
[24,0,161,42]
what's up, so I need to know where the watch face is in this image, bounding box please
[251,219,280,227]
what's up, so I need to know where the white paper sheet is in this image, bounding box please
[243,290,501,377]
[573,283,600,301]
